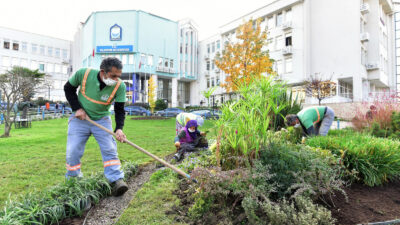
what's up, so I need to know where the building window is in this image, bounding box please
[48,47,53,56]
[122,54,127,65]
[170,59,174,68]
[267,16,274,29]
[285,36,292,46]
[285,9,292,22]
[164,58,169,68]
[129,54,134,65]
[206,61,210,71]
[12,42,19,51]
[3,40,10,49]
[55,48,60,57]
[31,60,38,70]
[217,76,220,86]
[47,63,54,72]
[158,57,163,67]
[212,78,215,87]
[55,64,61,73]
[62,65,68,74]
[212,61,215,70]
[185,44,188,54]
[216,40,220,49]
[207,44,210,53]
[62,49,68,59]
[285,58,292,73]
[39,63,45,72]
[180,44,183,54]
[147,55,153,66]
[276,13,283,27]
[267,38,274,51]
[207,78,210,88]
[185,61,188,72]
[40,45,45,55]
[276,60,283,75]
[21,42,27,52]
[140,54,146,65]
[212,42,215,53]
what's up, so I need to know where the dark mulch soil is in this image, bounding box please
[327,180,400,225]
[130,116,169,120]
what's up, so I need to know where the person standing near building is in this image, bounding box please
[45,102,50,111]
[63,57,128,196]
[285,106,335,136]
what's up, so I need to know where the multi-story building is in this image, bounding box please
[73,10,198,107]
[0,26,72,101]
[197,0,396,106]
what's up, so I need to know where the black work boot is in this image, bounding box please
[173,152,183,162]
[112,179,128,197]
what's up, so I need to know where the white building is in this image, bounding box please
[197,0,396,106]
[0,26,72,102]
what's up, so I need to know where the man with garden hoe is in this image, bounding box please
[63,57,128,196]
[285,106,335,136]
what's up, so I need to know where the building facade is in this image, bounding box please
[197,0,396,106]
[0,26,72,101]
[73,10,199,107]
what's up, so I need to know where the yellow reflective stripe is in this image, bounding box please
[66,163,81,171]
[103,160,121,168]
[80,68,112,105]
[82,68,91,95]
[106,80,121,104]
[313,107,321,125]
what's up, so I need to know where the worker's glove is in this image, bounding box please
[175,142,181,150]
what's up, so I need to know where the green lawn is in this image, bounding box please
[0,116,215,207]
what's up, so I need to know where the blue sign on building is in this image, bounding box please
[96,45,133,53]
[110,24,122,41]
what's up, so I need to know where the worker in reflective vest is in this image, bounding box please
[285,106,335,136]
[63,57,128,196]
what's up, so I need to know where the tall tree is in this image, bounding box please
[304,74,336,105]
[148,75,156,113]
[0,67,44,137]
[215,18,275,93]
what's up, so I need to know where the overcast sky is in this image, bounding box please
[0,0,269,41]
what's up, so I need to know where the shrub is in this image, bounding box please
[0,162,138,224]
[306,130,400,186]
[155,99,167,111]
[257,141,344,201]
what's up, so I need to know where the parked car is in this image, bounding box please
[124,106,151,116]
[191,110,220,119]
[155,108,184,117]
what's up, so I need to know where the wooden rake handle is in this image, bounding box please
[85,117,197,183]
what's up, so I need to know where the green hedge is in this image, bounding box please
[306,130,400,186]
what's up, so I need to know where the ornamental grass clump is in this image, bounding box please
[306,130,400,186]
[215,77,298,169]
[0,161,138,225]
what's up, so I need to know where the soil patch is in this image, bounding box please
[328,180,400,225]
[130,116,169,120]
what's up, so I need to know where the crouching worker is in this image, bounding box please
[173,120,208,162]
[285,106,335,136]
[176,112,204,135]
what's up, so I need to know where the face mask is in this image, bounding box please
[294,124,301,128]
[188,128,195,133]
[103,74,117,86]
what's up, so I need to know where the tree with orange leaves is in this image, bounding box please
[215,19,275,93]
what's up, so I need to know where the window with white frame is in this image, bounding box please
[276,13,283,27]
[285,9,292,22]
[48,47,53,56]
[21,42,27,52]
[158,57,163,67]
[170,59,174,68]
[140,54,146,65]
[55,64,61,73]
[62,65,68,74]
[12,42,19,51]
[32,44,37,53]
[267,16,274,29]
[285,58,292,73]
[122,54,127,65]
[55,48,60,57]
[285,35,292,46]
[277,60,283,75]
[164,58,169,68]
[62,49,68,59]
[39,63,45,72]
[207,44,210,53]
[276,36,284,49]
[128,54,134,64]
[40,45,45,55]
[212,42,215,53]
[3,40,10,49]
[147,55,153,66]
[267,38,274,51]
[47,63,54,72]
[31,60,38,70]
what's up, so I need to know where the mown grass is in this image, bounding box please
[0,116,214,207]
[116,169,187,225]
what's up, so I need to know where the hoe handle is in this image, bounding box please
[85,117,196,183]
